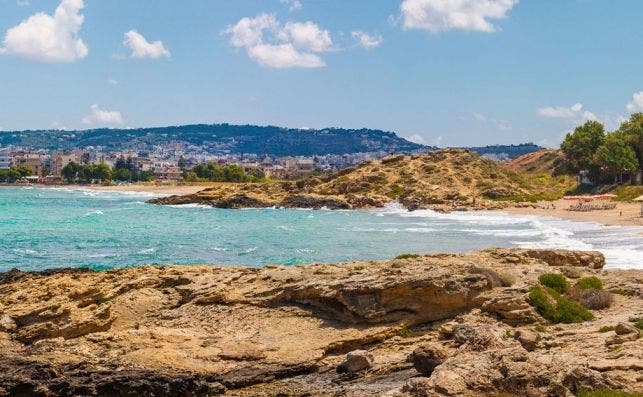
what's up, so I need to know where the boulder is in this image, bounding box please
[337,350,374,373]
[452,324,507,351]
[409,342,450,375]
[614,322,639,336]
[514,329,540,352]
[0,315,16,332]
[605,333,639,346]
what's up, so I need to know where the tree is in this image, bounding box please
[77,164,94,184]
[595,133,639,183]
[560,120,605,174]
[138,170,155,182]
[14,166,32,177]
[6,169,21,183]
[617,113,643,170]
[92,163,112,182]
[112,168,132,182]
[61,162,80,183]
[222,164,245,182]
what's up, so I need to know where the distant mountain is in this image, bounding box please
[0,124,428,156]
[463,143,545,160]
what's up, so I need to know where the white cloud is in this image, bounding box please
[626,91,643,113]
[473,112,512,130]
[406,134,426,144]
[400,0,518,33]
[1,0,88,63]
[107,79,118,85]
[351,31,383,49]
[82,104,124,126]
[280,0,302,11]
[123,30,170,59]
[536,103,598,122]
[224,13,332,69]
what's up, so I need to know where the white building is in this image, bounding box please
[0,148,10,170]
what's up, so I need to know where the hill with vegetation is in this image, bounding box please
[151,149,557,210]
[465,143,545,160]
[0,124,427,156]
[504,149,577,201]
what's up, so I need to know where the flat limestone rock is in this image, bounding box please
[0,248,640,396]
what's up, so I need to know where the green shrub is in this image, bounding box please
[395,253,420,260]
[398,325,413,338]
[598,325,615,333]
[633,318,643,330]
[577,389,643,397]
[534,324,547,333]
[538,273,569,294]
[575,276,603,291]
[528,286,594,324]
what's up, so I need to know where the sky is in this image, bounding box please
[0,0,642,147]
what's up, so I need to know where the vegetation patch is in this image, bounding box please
[528,286,594,324]
[632,318,643,330]
[598,325,615,333]
[609,288,635,296]
[575,276,603,291]
[538,273,569,294]
[395,253,420,260]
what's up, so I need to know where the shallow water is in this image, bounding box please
[1,187,641,271]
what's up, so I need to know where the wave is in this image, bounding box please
[83,210,104,217]
[166,203,211,208]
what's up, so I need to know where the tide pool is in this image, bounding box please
[1,187,641,271]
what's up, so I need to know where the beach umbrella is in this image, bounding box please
[634,195,643,217]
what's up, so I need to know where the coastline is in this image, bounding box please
[504,199,643,227]
[5,183,642,228]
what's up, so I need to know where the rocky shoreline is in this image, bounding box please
[0,248,641,396]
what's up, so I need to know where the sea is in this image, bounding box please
[1,186,641,271]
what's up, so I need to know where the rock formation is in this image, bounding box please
[0,248,640,396]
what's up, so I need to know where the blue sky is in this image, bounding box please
[1,0,642,147]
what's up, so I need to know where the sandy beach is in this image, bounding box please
[66,183,210,196]
[506,199,643,227]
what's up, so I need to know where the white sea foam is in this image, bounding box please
[166,203,210,208]
[84,210,104,216]
[372,203,643,269]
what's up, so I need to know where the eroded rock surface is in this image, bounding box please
[0,248,641,396]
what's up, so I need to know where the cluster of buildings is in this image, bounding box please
[0,142,391,184]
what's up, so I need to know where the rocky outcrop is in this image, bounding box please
[0,249,640,396]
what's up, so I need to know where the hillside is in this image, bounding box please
[0,124,427,156]
[504,149,577,200]
[151,149,541,211]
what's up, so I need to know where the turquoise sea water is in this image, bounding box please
[1,187,642,271]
